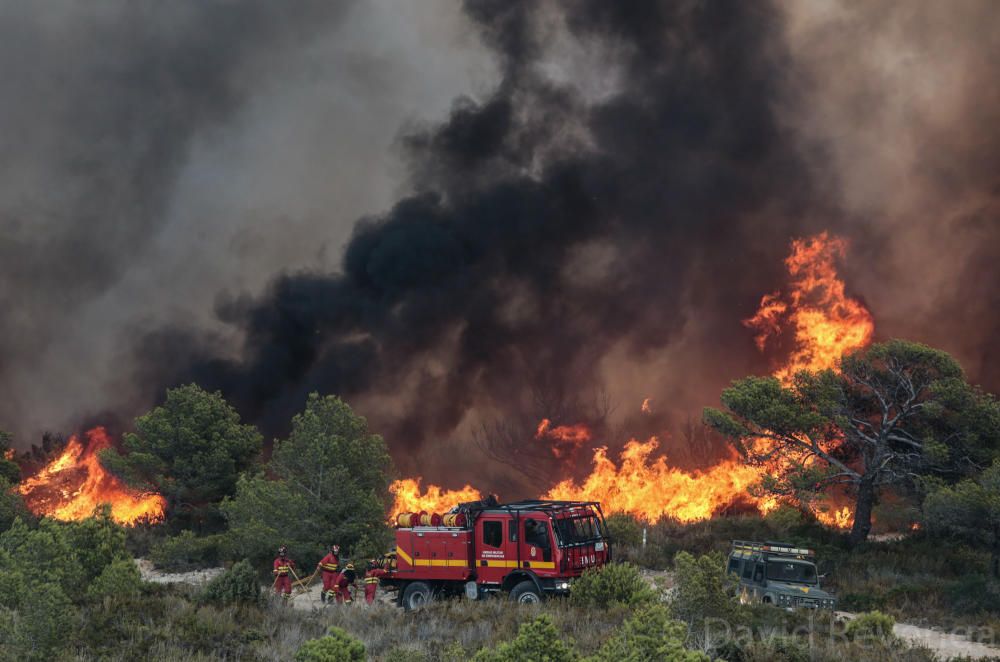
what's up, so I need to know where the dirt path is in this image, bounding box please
[134,560,392,610]
[836,611,999,660]
[135,559,224,585]
[892,622,998,660]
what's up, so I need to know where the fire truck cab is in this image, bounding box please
[385,499,611,610]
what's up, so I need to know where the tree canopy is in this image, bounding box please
[100,384,262,529]
[705,339,1000,545]
[0,430,20,484]
[222,393,392,568]
[924,459,1000,578]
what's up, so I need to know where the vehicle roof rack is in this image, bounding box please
[457,499,606,519]
[731,540,815,558]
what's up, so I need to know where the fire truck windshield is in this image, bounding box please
[554,514,606,545]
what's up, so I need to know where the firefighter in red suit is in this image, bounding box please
[316,543,340,604]
[363,560,388,604]
[336,563,357,603]
[272,546,295,600]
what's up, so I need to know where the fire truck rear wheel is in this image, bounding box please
[402,581,433,611]
[509,581,543,604]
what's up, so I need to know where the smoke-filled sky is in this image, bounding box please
[2,1,998,489]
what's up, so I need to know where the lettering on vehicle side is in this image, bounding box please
[481,550,505,558]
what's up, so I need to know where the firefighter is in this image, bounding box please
[363,559,388,605]
[316,543,341,604]
[336,562,357,604]
[272,545,296,600]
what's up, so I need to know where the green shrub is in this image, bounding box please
[473,614,577,662]
[762,505,805,536]
[64,506,129,582]
[745,637,810,662]
[845,610,896,642]
[570,562,657,608]
[0,517,83,594]
[295,626,366,662]
[837,592,884,613]
[221,394,392,570]
[0,477,29,534]
[201,559,262,606]
[587,603,708,661]
[606,513,644,548]
[8,581,77,661]
[150,529,221,570]
[670,551,740,627]
[87,557,143,600]
[947,574,1000,615]
[384,647,431,662]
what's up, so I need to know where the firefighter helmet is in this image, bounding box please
[278,545,288,556]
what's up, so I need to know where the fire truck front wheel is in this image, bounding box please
[401,581,433,611]
[509,581,543,604]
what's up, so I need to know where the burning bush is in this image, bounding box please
[100,384,262,531]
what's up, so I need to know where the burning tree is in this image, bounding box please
[474,380,613,489]
[99,384,262,530]
[705,339,1000,545]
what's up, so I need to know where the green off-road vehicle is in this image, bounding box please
[727,540,836,610]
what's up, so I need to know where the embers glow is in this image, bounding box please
[535,418,592,458]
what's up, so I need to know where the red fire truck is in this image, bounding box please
[385,499,611,610]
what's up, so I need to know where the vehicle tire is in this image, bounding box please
[401,581,433,611]
[508,580,543,604]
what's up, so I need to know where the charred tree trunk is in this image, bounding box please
[848,478,876,547]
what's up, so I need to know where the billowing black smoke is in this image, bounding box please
[6,1,1000,488]
[132,2,827,468]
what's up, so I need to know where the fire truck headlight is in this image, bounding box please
[557,582,569,590]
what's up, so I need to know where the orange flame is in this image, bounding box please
[545,437,777,522]
[535,418,592,458]
[17,427,166,525]
[815,505,853,529]
[388,478,482,519]
[745,232,874,383]
[540,233,871,527]
[389,233,871,529]
[641,398,652,414]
